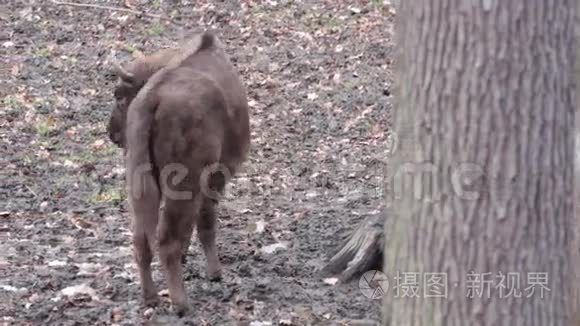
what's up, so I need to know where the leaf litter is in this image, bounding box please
[1,0,394,324]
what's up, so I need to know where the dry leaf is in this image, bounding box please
[349,7,361,14]
[332,73,341,84]
[260,242,287,254]
[76,262,107,276]
[323,278,339,285]
[250,322,273,326]
[65,127,77,137]
[370,124,384,139]
[61,283,99,301]
[123,0,135,8]
[247,220,267,233]
[143,307,155,318]
[63,160,79,169]
[307,93,318,100]
[11,64,20,76]
[68,215,96,231]
[0,284,26,293]
[92,139,105,149]
[48,260,67,267]
[111,307,123,322]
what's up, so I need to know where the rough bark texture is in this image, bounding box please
[576,0,580,178]
[385,1,579,325]
[574,2,580,323]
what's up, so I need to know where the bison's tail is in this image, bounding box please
[167,30,219,67]
[124,69,167,201]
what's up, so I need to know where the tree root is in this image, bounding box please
[320,211,385,282]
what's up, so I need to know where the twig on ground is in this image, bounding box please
[50,0,183,25]
[25,184,37,198]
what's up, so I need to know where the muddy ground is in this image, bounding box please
[1,0,393,324]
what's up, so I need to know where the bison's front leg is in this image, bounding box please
[158,198,195,316]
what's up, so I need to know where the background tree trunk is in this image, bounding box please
[384,1,579,325]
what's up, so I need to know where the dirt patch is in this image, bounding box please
[1,0,393,324]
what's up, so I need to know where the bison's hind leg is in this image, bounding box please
[128,174,161,307]
[198,197,222,281]
[197,167,230,281]
[158,197,198,316]
[180,212,195,266]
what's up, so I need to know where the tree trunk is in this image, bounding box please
[384,1,579,325]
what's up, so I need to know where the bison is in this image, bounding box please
[107,30,250,315]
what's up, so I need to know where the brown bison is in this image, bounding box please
[107,30,250,315]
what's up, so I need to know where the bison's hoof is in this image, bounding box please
[173,302,190,317]
[207,269,222,282]
[144,294,160,307]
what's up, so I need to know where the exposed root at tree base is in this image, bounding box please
[320,211,384,282]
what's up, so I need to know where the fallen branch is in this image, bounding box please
[50,0,182,25]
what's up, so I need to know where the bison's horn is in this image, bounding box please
[113,63,135,83]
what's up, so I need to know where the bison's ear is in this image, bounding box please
[113,63,135,85]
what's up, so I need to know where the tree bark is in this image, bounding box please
[384,1,579,325]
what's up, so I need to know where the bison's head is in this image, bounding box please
[108,63,139,148]
[107,49,181,149]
